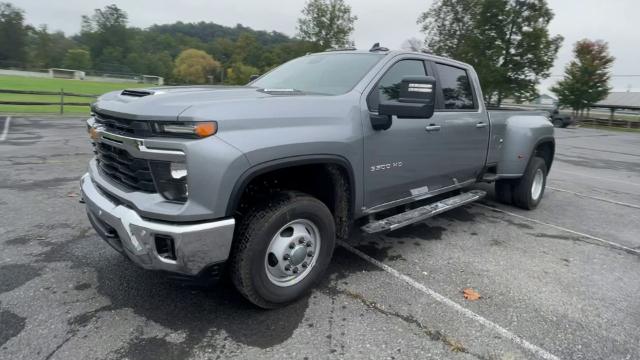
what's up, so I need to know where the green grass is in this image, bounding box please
[0,75,148,114]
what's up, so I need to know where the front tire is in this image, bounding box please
[511,157,547,210]
[230,192,336,309]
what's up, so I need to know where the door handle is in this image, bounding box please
[425,124,441,132]
[476,122,488,129]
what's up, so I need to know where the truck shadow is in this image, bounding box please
[33,205,478,356]
[82,242,375,356]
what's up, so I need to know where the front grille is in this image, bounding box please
[95,142,156,192]
[94,112,152,137]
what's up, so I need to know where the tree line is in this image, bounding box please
[0,0,614,111]
[0,2,344,84]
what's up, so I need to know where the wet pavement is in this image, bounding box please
[1,116,639,359]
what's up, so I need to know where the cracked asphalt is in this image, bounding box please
[1,116,639,360]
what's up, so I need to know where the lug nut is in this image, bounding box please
[307,250,314,257]
[289,242,295,249]
[306,242,312,247]
[283,254,291,261]
[301,262,308,268]
[284,264,291,271]
[298,238,306,244]
[292,267,299,274]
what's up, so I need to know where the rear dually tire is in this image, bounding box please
[511,156,547,210]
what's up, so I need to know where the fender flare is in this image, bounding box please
[225,154,356,217]
[531,136,555,171]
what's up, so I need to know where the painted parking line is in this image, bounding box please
[475,203,640,256]
[0,116,10,141]
[547,186,640,210]
[338,241,561,360]
[553,169,640,187]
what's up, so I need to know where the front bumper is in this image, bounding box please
[81,173,235,276]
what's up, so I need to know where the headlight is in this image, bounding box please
[152,121,217,138]
[150,161,188,202]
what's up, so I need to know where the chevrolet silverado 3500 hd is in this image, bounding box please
[81,48,554,308]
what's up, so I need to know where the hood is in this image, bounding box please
[93,86,286,121]
[93,86,358,126]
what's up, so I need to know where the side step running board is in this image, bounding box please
[481,173,498,182]
[361,190,486,234]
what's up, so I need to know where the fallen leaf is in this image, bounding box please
[462,288,481,301]
[67,191,79,198]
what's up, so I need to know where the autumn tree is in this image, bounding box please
[297,0,357,49]
[551,40,614,116]
[173,49,220,84]
[419,0,563,106]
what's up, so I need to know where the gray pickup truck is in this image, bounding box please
[81,48,554,308]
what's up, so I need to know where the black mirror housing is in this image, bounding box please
[249,74,260,82]
[379,76,436,119]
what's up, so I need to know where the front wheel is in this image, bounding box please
[230,192,336,309]
[511,157,548,210]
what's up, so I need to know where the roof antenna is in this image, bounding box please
[370,42,389,52]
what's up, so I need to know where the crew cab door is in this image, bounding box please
[362,58,445,211]
[429,62,490,183]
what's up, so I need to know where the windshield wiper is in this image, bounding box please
[259,88,305,94]
[258,88,329,96]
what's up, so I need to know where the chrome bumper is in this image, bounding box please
[80,173,235,276]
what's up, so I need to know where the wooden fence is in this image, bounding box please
[0,89,98,114]
[577,117,640,129]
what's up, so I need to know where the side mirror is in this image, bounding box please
[249,74,260,82]
[379,76,436,119]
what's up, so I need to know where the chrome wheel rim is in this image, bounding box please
[265,219,321,287]
[531,169,544,201]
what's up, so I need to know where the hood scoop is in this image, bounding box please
[121,89,155,97]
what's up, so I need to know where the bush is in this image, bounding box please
[173,48,220,84]
[226,62,259,85]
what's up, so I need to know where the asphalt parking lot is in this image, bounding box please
[1,116,639,360]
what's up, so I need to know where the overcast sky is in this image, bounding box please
[14,0,640,93]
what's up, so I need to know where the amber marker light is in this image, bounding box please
[89,127,99,141]
[194,122,217,138]
[154,121,218,138]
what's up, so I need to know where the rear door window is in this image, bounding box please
[435,63,475,110]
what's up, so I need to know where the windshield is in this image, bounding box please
[252,53,385,95]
